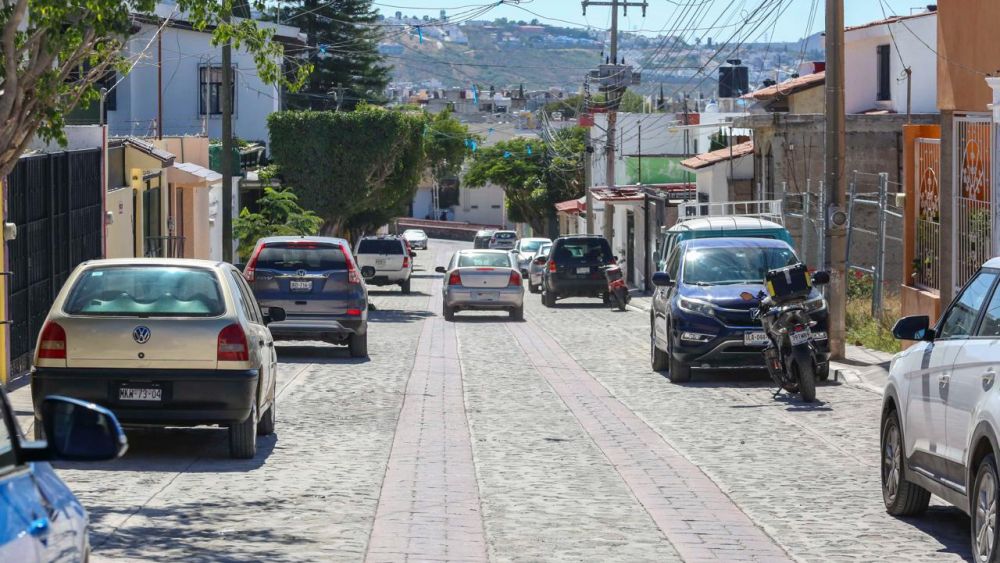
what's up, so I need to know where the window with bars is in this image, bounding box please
[876,45,891,101]
[199,66,236,116]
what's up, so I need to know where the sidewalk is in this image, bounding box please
[627,293,891,394]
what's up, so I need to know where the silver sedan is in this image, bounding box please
[436,250,525,321]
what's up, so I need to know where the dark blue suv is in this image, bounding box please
[649,238,830,382]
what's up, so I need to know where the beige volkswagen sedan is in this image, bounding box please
[30,259,283,459]
[436,250,524,321]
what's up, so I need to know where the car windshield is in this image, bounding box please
[357,239,404,255]
[682,246,798,285]
[494,232,516,240]
[553,239,612,264]
[458,253,512,268]
[520,240,545,253]
[256,243,346,271]
[65,266,225,317]
[404,230,425,237]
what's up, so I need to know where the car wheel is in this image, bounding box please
[348,332,368,357]
[510,306,524,321]
[401,279,411,294]
[650,328,669,372]
[542,289,556,308]
[528,283,540,294]
[667,335,691,383]
[881,409,930,516]
[973,454,1000,562]
[257,398,276,436]
[602,293,611,305]
[229,400,258,459]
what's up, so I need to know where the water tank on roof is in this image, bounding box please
[718,65,749,99]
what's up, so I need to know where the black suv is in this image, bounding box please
[540,235,615,307]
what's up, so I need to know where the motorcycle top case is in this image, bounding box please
[765,263,812,302]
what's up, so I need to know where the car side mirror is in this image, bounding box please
[361,266,376,279]
[652,272,673,287]
[533,257,546,265]
[410,251,417,258]
[265,306,286,324]
[435,266,447,274]
[892,315,933,341]
[22,396,128,462]
[812,271,831,285]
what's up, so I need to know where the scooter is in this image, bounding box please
[602,263,629,311]
[757,267,830,403]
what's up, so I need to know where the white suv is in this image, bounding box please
[882,259,1000,561]
[354,236,413,293]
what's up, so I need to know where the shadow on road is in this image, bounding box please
[899,506,973,561]
[368,310,434,324]
[367,289,431,296]
[275,345,370,365]
[447,313,521,323]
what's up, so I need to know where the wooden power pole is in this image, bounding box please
[824,0,848,359]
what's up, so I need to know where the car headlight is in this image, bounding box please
[677,297,715,317]
[804,294,826,313]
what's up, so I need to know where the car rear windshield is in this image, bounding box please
[357,239,404,255]
[520,240,545,252]
[458,253,513,268]
[64,267,225,317]
[537,244,552,256]
[683,246,798,285]
[552,239,612,264]
[493,232,516,240]
[256,243,347,271]
[403,230,425,237]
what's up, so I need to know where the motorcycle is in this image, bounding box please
[757,266,830,403]
[602,263,629,311]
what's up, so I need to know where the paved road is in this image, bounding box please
[11,239,972,562]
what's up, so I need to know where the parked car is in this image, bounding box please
[473,229,496,249]
[354,235,413,294]
[881,259,1000,561]
[401,229,429,250]
[656,217,794,271]
[540,235,615,307]
[0,393,127,562]
[30,259,281,459]
[489,230,518,250]
[436,250,524,321]
[244,236,369,357]
[649,238,829,382]
[512,237,552,275]
[527,242,552,294]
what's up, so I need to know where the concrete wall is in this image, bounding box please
[788,87,825,115]
[845,14,938,114]
[694,155,753,203]
[938,0,1000,112]
[106,187,135,258]
[153,136,210,168]
[454,183,505,226]
[28,125,103,152]
[208,185,224,261]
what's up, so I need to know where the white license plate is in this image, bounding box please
[576,267,590,274]
[119,386,162,401]
[375,259,386,266]
[476,292,499,301]
[790,329,812,346]
[811,331,828,341]
[744,331,768,346]
[290,280,312,292]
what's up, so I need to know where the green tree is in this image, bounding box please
[267,105,426,238]
[618,90,646,112]
[464,127,586,234]
[423,110,479,212]
[234,185,323,259]
[0,0,309,180]
[278,0,390,110]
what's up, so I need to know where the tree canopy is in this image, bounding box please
[464,127,587,235]
[0,0,309,180]
[234,185,323,260]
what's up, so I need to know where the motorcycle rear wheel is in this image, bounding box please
[794,356,817,403]
[615,289,627,311]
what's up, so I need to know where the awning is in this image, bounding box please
[169,161,222,186]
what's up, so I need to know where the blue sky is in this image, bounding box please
[374,0,923,43]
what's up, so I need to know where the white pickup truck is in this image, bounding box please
[355,236,413,294]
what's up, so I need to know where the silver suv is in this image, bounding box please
[354,236,414,293]
[882,258,1000,561]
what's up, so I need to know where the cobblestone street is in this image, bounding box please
[11,239,973,562]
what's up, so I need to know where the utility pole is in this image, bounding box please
[221,7,234,263]
[585,127,594,233]
[824,0,848,359]
[582,0,646,241]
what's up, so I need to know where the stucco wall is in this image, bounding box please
[788,87,825,115]
[454,184,505,226]
[937,0,1000,112]
[694,155,754,203]
[153,136,210,168]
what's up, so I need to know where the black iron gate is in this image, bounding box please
[6,149,103,376]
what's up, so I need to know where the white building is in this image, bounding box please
[845,9,938,114]
[679,141,755,203]
[105,2,302,147]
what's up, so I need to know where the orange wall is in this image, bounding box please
[937,0,1000,111]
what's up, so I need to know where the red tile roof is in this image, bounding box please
[591,187,645,202]
[845,10,935,33]
[742,71,825,101]
[555,197,585,214]
[680,141,754,170]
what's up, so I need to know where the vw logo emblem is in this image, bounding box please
[132,326,151,344]
[296,269,307,277]
[749,308,761,320]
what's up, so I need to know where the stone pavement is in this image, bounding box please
[3,241,969,562]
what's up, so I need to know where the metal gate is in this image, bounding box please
[914,138,941,290]
[5,149,103,376]
[953,115,994,292]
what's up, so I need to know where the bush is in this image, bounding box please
[845,270,901,353]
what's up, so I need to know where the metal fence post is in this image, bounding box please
[818,181,826,271]
[803,188,812,268]
[845,172,858,273]
[874,172,889,318]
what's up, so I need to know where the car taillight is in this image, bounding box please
[341,244,361,284]
[217,324,249,362]
[38,321,67,359]
[548,261,556,272]
[448,271,462,285]
[403,255,410,268]
[244,244,265,282]
[346,308,362,316]
[508,270,521,286]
